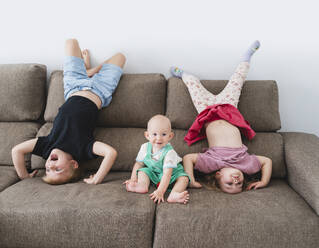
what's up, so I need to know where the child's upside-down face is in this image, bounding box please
[44,148,77,184]
[216,167,244,194]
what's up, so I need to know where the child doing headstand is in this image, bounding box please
[124,115,190,204]
[12,39,126,185]
[170,41,272,194]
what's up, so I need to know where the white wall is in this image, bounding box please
[1,0,318,136]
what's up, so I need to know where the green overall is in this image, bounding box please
[137,142,190,189]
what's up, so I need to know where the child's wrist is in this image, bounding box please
[156,188,165,195]
[92,175,102,184]
[19,172,30,180]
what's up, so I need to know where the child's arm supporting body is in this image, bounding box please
[83,141,117,185]
[150,168,173,204]
[247,155,272,190]
[12,138,38,179]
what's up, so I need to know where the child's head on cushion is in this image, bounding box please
[215,167,244,194]
[43,148,80,185]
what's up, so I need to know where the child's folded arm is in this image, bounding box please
[84,141,117,185]
[12,138,38,180]
[247,156,272,190]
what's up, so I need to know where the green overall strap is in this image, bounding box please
[143,143,173,172]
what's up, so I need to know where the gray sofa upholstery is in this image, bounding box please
[0,64,318,248]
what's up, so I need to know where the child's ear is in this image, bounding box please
[215,171,221,179]
[144,131,149,140]
[70,160,79,169]
[169,131,174,140]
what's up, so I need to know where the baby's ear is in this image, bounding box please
[144,131,149,140]
[169,131,174,140]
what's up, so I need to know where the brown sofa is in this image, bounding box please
[0,64,318,248]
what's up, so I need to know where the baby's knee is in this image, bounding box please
[178,176,189,183]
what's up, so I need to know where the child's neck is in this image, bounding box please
[151,143,168,154]
[152,147,161,154]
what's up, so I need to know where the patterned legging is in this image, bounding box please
[181,62,250,113]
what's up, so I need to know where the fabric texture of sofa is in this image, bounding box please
[0,64,318,248]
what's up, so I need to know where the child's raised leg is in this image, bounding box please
[214,62,250,108]
[167,176,190,204]
[183,154,202,188]
[86,53,126,77]
[215,41,260,107]
[170,40,260,111]
[126,171,150,194]
[171,66,216,113]
[65,38,82,58]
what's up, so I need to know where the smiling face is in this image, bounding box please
[43,148,78,184]
[145,115,174,152]
[215,167,244,194]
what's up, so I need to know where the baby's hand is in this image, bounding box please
[83,174,98,185]
[247,181,268,190]
[150,189,165,204]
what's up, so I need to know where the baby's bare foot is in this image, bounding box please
[167,191,190,204]
[126,181,148,194]
[189,180,202,188]
[82,49,91,70]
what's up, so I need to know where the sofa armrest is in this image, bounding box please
[280,132,319,215]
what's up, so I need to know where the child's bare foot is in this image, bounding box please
[126,181,148,194]
[82,49,91,70]
[189,180,202,188]
[167,191,190,204]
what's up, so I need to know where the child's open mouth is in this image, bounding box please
[50,154,58,161]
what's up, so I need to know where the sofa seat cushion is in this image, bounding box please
[0,172,155,248]
[0,166,19,192]
[153,180,319,248]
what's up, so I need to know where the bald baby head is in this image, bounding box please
[145,115,174,150]
[147,115,172,131]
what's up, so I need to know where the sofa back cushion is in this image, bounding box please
[0,123,40,167]
[166,78,281,131]
[44,71,166,128]
[32,125,286,178]
[0,64,46,121]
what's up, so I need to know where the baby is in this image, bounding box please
[124,115,190,204]
[171,41,272,194]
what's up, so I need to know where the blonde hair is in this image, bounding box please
[196,171,221,191]
[42,167,82,185]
